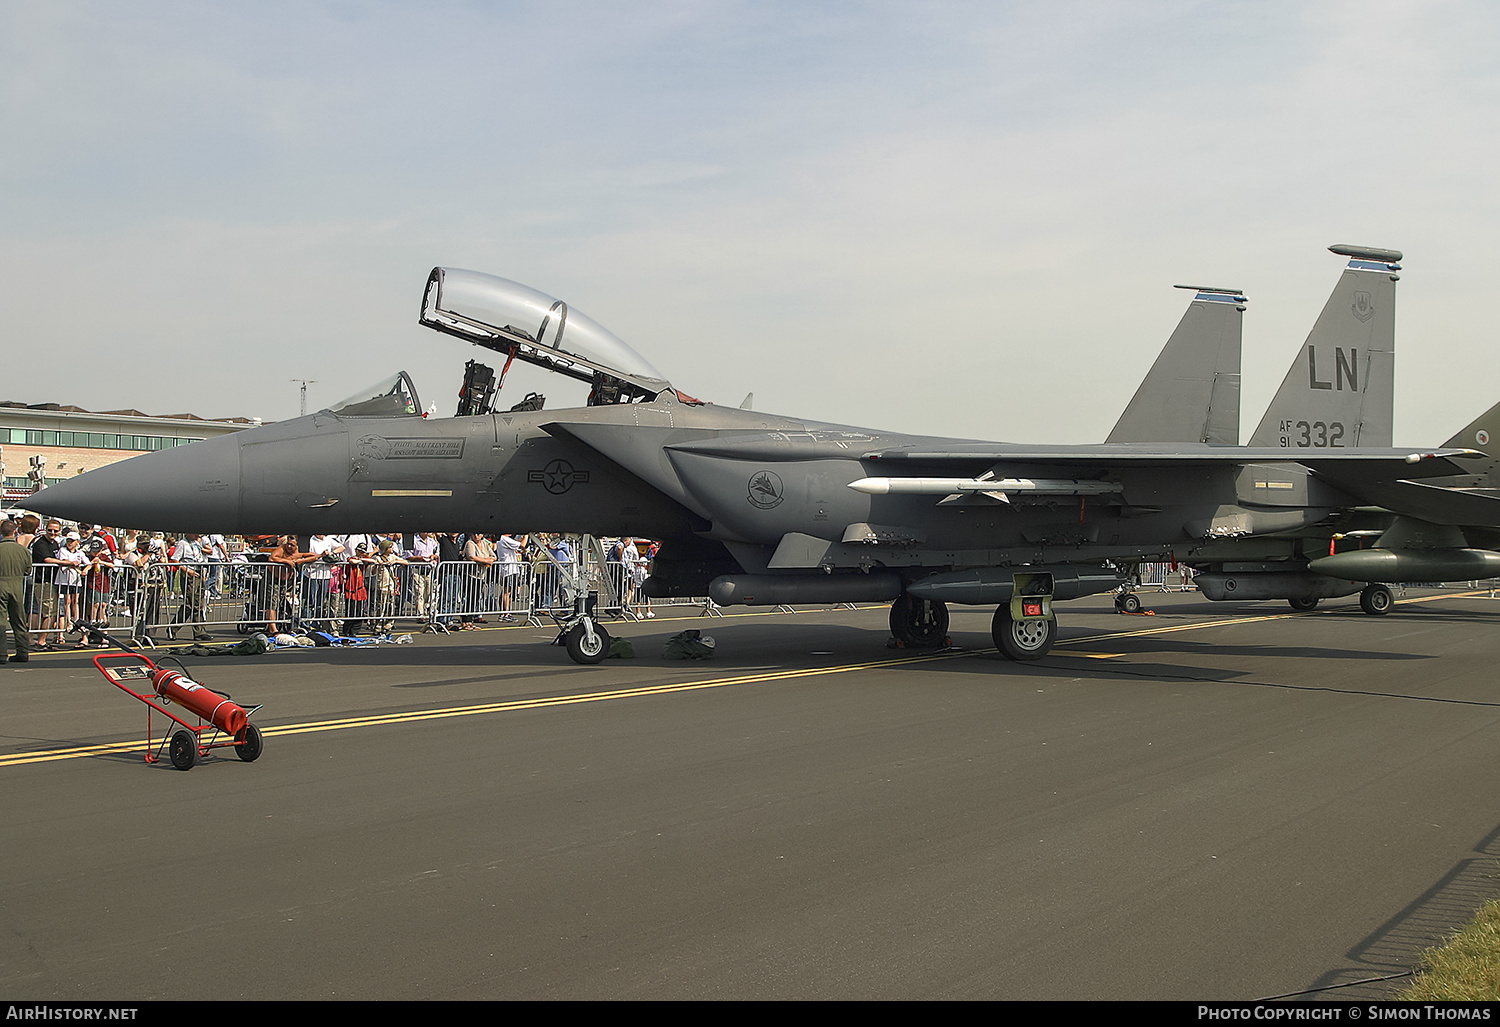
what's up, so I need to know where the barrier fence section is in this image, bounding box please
[40,552,1494,649]
[19,556,662,645]
[1137,562,1195,592]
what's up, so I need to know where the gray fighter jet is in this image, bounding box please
[30,265,1496,663]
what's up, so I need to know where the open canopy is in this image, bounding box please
[420,268,670,402]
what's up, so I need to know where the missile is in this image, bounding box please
[848,477,1122,497]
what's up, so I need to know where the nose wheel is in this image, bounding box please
[564,619,611,664]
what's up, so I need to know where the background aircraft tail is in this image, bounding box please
[1106,286,1244,445]
[1430,399,1500,491]
[1246,245,1402,449]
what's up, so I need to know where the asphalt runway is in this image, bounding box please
[4,589,1500,1001]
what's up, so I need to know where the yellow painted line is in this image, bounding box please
[371,489,453,497]
[0,738,169,767]
[1055,589,1492,651]
[0,646,982,769]
[6,590,1488,767]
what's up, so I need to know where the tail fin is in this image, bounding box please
[1433,400,1500,490]
[1106,286,1244,444]
[1247,244,1401,449]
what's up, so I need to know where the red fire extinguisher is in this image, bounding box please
[151,668,248,737]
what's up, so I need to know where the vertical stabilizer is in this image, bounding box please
[1247,245,1401,449]
[1106,286,1244,445]
[1431,400,1500,490]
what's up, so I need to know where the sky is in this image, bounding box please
[3,0,1499,445]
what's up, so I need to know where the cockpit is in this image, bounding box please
[329,371,423,418]
[324,270,691,422]
[420,268,675,411]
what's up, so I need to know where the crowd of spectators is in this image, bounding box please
[1,516,658,649]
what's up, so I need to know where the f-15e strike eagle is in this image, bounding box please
[31,248,1500,663]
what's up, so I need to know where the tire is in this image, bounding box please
[1360,584,1394,616]
[1116,593,1142,614]
[565,621,610,665]
[889,595,950,648]
[169,729,197,771]
[235,722,264,763]
[1288,596,1320,612]
[992,606,1057,661]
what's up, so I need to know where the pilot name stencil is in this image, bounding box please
[357,436,466,459]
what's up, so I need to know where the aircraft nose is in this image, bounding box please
[29,432,242,532]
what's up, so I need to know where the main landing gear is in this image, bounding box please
[889,594,950,649]
[1359,583,1394,616]
[992,605,1057,661]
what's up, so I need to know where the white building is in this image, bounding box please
[1,401,259,505]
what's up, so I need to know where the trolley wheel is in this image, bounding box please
[1115,592,1142,614]
[992,606,1057,661]
[235,722,264,763]
[236,623,251,635]
[1288,596,1320,612]
[565,620,610,665]
[1360,584,1394,616]
[889,594,950,648]
[169,729,197,771]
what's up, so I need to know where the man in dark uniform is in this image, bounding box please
[0,519,34,663]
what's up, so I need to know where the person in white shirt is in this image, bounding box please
[170,534,212,640]
[496,534,526,620]
[53,533,88,644]
[406,533,439,620]
[305,535,345,627]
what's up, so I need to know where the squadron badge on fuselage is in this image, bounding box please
[747,470,784,509]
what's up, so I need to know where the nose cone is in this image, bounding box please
[30,432,242,532]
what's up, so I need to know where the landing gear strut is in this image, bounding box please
[889,594,950,648]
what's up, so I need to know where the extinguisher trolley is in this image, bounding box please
[92,648,264,771]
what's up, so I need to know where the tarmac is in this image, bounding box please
[3,588,1499,1000]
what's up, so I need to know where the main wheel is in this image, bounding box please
[1288,596,1320,612]
[235,722,264,763]
[565,621,610,665]
[1360,584,1394,616]
[889,595,950,648]
[169,729,197,771]
[992,606,1057,661]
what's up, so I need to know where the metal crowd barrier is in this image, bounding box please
[17,547,730,649]
[1137,562,1196,592]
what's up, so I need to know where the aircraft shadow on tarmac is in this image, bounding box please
[1299,820,1500,1002]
